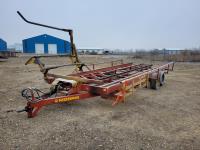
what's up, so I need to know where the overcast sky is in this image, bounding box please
[0,0,200,49]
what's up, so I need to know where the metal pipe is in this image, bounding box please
[17,11,72,32]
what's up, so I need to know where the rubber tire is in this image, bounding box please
[159,72,165,86]
[149,79,157,90]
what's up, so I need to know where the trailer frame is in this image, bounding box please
[20,61,174,118]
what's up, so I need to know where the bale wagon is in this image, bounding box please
[17,11,174,118]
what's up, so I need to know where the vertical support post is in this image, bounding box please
[157,69,160,80]
[167,64,169,74]
[92,64,95,70]
[172,62,174,71]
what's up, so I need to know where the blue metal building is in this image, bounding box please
[23,34,71,54]
[0,38,7,51]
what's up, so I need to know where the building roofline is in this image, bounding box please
[23,34,69,42]
[0,38,7,43]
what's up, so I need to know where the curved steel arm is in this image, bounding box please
[17,11,72,32]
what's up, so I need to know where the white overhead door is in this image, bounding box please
[35,44,44,54]
[48,44,57,54]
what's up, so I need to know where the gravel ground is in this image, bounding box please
[0,55,200,150]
